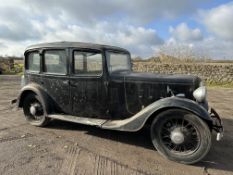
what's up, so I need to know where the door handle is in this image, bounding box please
[62,80,70,85]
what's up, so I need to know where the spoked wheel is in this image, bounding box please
[23,93,50,126]
[151,109,211,164]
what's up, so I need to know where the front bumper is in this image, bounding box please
[209,108,224,141]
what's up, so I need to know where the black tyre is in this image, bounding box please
[151,109,211,164]
[23,93,50,127]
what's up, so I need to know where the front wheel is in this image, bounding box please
[151,109,211,164]
[23,93,50,127]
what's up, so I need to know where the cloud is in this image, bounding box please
[0,43,7,49]
[162,36,233,60]
[0,15,164,57]
[0,5,42,41]
[0,40,28,56]
[199,2,233,40]
[24,0,210,24]
[0,0,170,57]
[1,0,233,59]
[169,23,203,42]
[36,21,164,57]
[196,37,233,59]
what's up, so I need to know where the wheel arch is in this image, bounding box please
[17,84,53,114]
[18,90,36,107]
[145,106,212,130]
[101,97,213,131]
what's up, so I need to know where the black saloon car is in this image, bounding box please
[14,42,223,164]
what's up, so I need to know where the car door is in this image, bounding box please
[41,49,71,113]
[70,49,108,118]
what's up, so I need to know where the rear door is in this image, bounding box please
[70,49,108,118]
[41,49,71,113]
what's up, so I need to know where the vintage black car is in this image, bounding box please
[14,42,223,164]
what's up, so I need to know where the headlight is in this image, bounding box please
[193,86,207,102]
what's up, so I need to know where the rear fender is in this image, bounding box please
[17,83,52,115]
[101,97,212,131]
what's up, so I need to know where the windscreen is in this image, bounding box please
[106,51,131,73]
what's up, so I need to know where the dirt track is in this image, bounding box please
[0,76,233,175]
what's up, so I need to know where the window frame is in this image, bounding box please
[106,50,132,74]
[25,50,41,74]
[72,49,104,77]
[42,49,68,76]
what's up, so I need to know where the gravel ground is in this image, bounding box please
[0,76,233,175]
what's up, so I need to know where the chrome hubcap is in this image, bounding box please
[29,103,41,116]
[170,129,185,145]
[30,105,37,115]
[160,117,200,153]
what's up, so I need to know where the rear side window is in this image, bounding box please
[73,51,102,75]
[27,52,40,72]
[44,50,67,74]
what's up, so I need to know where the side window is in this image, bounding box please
[74,51,102,75]
[27,52,40,72]
[74,54,84,73]
[44,50,67,74]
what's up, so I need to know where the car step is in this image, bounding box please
[48,113,143,132]
[48,114,108,126]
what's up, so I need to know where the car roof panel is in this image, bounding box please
[25,41,129,53]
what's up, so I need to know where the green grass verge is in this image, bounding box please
[206,81,233,88]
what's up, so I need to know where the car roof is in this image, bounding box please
[25,41,129,53]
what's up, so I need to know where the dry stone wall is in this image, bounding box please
[133,62,233,84]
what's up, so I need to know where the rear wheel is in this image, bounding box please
[23,93,50,127]
[151,109,211,164]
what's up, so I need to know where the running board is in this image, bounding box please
[48,114,108,126]
[47,113,144,132]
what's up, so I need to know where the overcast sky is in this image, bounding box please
[0,0,233,59]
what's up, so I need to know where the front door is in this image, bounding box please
[70,49,108,118]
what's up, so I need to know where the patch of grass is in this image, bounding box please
[17,72,24,76]
[1,63,23,75]
[206,81,233,88]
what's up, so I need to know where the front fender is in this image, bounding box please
[17,83,52,115]
[101,97,212,131]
